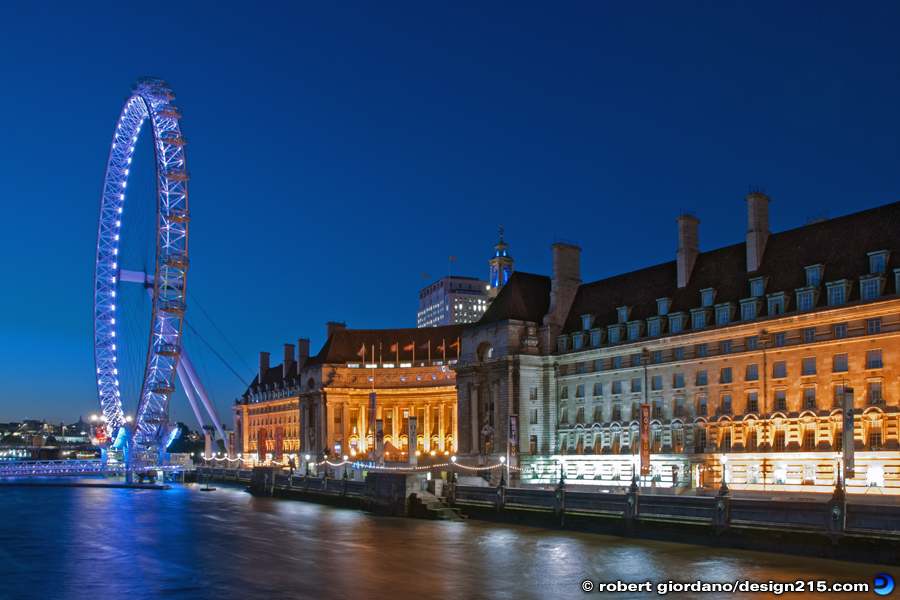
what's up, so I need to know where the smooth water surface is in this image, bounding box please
[0,480,896,600]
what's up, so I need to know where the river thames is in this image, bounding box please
[0,480,896,600]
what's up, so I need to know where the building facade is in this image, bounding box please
[456,194,900,494]
[233,322,466,462]
[417,276,489,327]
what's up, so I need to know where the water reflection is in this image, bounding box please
[0,479,896,599]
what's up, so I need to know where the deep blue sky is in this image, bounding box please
[1,2,899,427]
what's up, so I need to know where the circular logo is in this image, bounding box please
[874,574,894,596]
[581,580,594,592]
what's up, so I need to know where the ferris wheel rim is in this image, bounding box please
[92,77,190,450]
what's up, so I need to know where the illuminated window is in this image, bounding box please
[868,381,884,404]
[861,278,879,300]
[768,296,784,315]
[741,303,756,320]
[716,306,730,325]
[797,291,814,311]
[803,386,816,410]
[828,285,845,305]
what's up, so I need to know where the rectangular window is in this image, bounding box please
[632,378,642,393]
[774,332,786,347]
[774,427,786,452]
[648,321,659,337]
[834,384,845,408]
[746,336,759,351]
[802,357,816,376]
[701,290,713,306]
[609,329,619,343]
[575,407,584,423]
[670,317,682,333]
[721,340,732,354]
[612,404,622,421]
[652,400,663,419]
[674,398,684,417]
[867,349,883,369]
[658,299,669,315]
[750,279,763,297]
[862,279,879,300]
[573,335,583,349]
[529,409,538,424]
[746,364,759,381]
[697,343,708,358]
[590,331,601,346]
[674,372,685,389]
[560,386,568,399]
[828,285,845,305]
[802,328,815,344]
[869,430,883,450]
[697,396,707,416]
[868,381,884,404]
[720,367,732,384]
[868,318,882,335]
[797,291,813,310]
[773,360,786,379]
[871,253,887,274]
[697,370,708,386]
[769,296,784,315]
[692,312,706,329]
[807,268,821,287]
[613,356,622,369]
[577,363,585,374]
[633,353,642,366]
[747,392,759,413]
[803,428,816,452]
[833,353,848,372]
[558,338,567,352]
[593,382,602,396]
[722,394,732,415]
[675,347,684,361]
[653,350,662,364]
[595,360,603,372]
[773,389,786,412]
[617,308,628,323]
[529,435,538,454]
[803,387,816,410]
[582,315,591,330]
[834,323,848,339]
[652,375,662,391]
[628,324,640,340]
[741,303,756,321]
[612,380,622,395]
[576,384,585,398]
[716,307,729,325]
[559,407,568,425]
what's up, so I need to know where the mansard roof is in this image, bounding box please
[306,324,468,366]
[563,200,900,334]
[479,271,552,325]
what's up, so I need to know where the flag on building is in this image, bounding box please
[449,256,457,261]
[403,343,414,351]
[357,343,366,360]
[390,343,398,352]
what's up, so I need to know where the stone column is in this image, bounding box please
[439,403,446,452]
[471,385,480,454]
[424,402,432,452]
[358,401,367,453]
[342,402,350,457]
[241,405,250,458]
[392,405,399,450]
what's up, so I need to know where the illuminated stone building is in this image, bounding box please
[417,276,489,328]
[457,194,900,494]
[233,322,465,462]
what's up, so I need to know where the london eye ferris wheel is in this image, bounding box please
[93,78,224,463]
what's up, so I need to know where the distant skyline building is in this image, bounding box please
[417,229,515,328]
[417,276,488,327]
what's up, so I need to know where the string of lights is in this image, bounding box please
[201,452,533,473]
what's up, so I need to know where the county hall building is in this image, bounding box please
[456,192,900,494]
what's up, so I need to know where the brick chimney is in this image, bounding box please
[283,343,295,378]
[676,212,701,288]
[540,242,581,350]
[326,321,346,340]
[258,351,270,385]
[745,191,771,273]
[297,338,310,371]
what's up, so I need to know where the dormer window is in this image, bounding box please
[714,302,735,326]
[656,298,670,316]
[589,328,605,346]
[869,250,889,274]
[860,274,886,300]
[581,314,593,331]
[557,336,568,353]
[700,288,716,307]
[608,324,625,343]
[826,280,851,306]
[691,307,711,329]
[749,277,767,298]
[647,316,666,337]
[740,297,763,321]
[805,264,825,287]
[626,320,645,340]
[767,292,788,316]
[668,312,686,333]
[572,333,584,350]
[617,306,631,323]
[795,287,820,311]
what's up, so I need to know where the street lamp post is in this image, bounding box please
[343,454,349,479]
[499,455,507,487]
